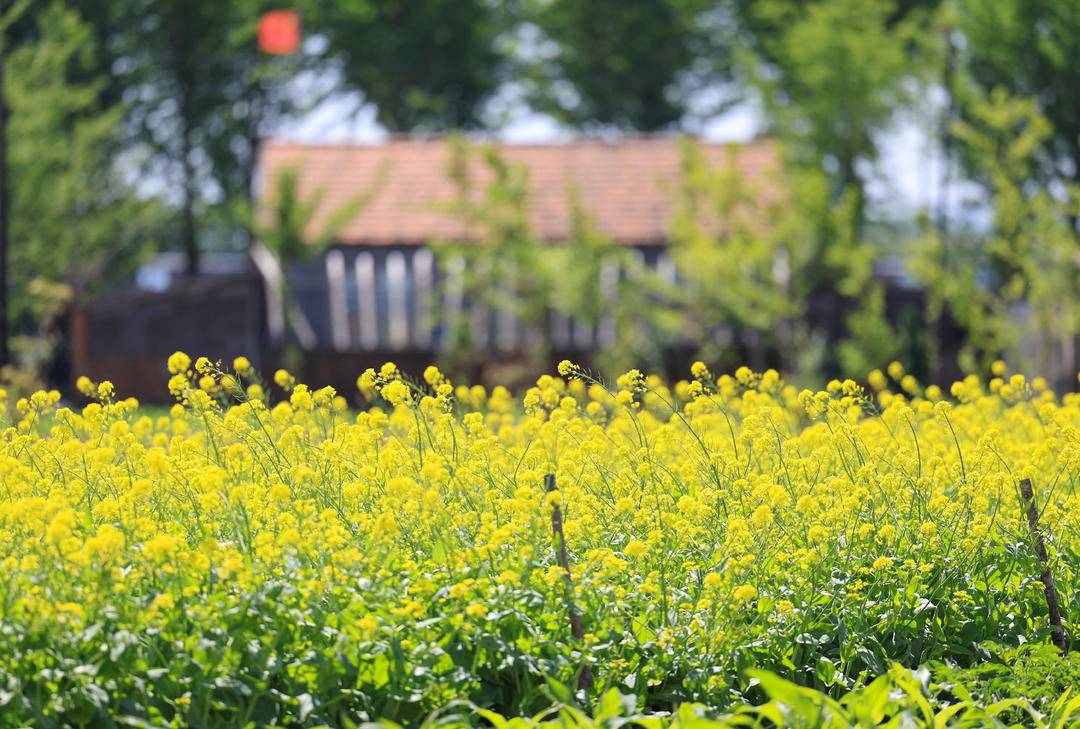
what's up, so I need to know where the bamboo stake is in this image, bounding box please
[545,473,593,692]
[1018,478,1068,654]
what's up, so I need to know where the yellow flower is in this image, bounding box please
[358,614,379,635]
[45,510,77,545]
[0,353,1073,714]
[85,524,125,560]
[381,380,411,407]
[423,365,444,386]
[290,384,314,410]
[732,585,757,602]
[357,368,378,392]
[750,504,773,528]
[167,351,191,374]
[143,534,182,563]
[274,369,295,390]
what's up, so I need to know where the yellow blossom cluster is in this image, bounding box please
[0,354,1076,724]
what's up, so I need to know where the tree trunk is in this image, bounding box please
[0,52,10,367]
[180,126,199,276]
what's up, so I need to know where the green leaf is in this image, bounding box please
[815,657,837,687]
[475,708,510,729]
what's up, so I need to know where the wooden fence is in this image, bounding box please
[73,245,958,401]
[288,244,679,355]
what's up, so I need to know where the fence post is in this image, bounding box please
[1018,478,1067,653]
[545,473,593,693]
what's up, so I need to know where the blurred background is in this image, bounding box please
[1,0,1078,401]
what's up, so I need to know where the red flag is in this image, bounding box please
[258,10,300,55]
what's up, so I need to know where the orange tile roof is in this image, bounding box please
[258,136,779,246]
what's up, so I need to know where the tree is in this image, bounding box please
[544,192,680,375]
[310,0,507,131]
[433,138,675,381]
[434,137,549,378]
[959,0,1080,189]
[524,0,728,131]
[737,0,930,220]
[0,3,14,368]
[245,165,376,357]
[79,0,309,273]
[914,90,1080,381]
[668,138,904,378]
[3,2,158,379]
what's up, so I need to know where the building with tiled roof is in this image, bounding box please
[252,136,778,355]
[259,137,777,246]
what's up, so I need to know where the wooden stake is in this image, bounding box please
[545,473,593,692]
[1018,478,1068,654]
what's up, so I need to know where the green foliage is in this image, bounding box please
[380,667,1080,727]
[669,139,809,369]
[958,0,1080,186]
[914,90,1080,377]
[1,608,1074,729]
[2,1,157,381]
[524,0,727,131]
[433,138,676,379]
[669,140,894,378]
[930,642,1080,714]
[5,2,153,292]
[547,196,681,375]
[836,287,901,378]
[309,0,507,131]
[741,0,927,210]
[252,166,379,262]
[64,0,310,269]
[434,137,549,377]
[429,136,919,382]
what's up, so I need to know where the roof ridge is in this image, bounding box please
[263,136,772,151]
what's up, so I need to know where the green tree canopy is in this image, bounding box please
[3,1,159,373]
[738,0,933,217]
[309,0,507,131]
[959,0,1080,186]
[524,0,727,131]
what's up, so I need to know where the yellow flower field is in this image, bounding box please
[0,354,1077,727]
